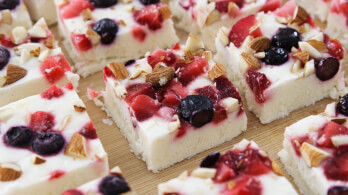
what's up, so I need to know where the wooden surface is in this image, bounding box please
[50,21,347,194]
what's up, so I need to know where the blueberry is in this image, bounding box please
[89,0,117,8]
[125,60,135,66]
[0,0,20,10]
[93,19,118,45]
[178,95,214,127]
[328,186,348,195]
[32,132,65,155]
[337,94,348,116]
[263,46,288,65]
[139,0,160,5]
[200,152,220,168]
[315,57,339,81]
[0,46,10,71]
[99,175,131,195]
[271,28,301,51]
[4,126,33,147]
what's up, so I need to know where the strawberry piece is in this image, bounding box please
[228,15,262,48]
[324,34,345,60]
[290,135,310,157]
[156,106,175,121]
[215,76,242,103]
[196,86,218,103]
[331,0,348,18]
[79,121,98,139]
[133,5,163,30]
[259,0,281,13]
[71,33,93,52]
[225,176,262,195]
[177,56,209,85]
[130,95,161,121]
[87,88,102,99]
[179,0,195,10]
[59,0,94,19]
[317,121,348,148]
[163,92,181,107]
[125,83,155,103]
[103,66,116,81]
[64,82,74,90]
[273,0,296,18]
[62,190,84,195]
[245,70,271,104]
[49,170,65,181]
[147,49,178,68]
[215,0,243,13]
[212,105,227,124]
[29,111,55,132]
[214,163,236,182]
[172,43,181,50]
[40,55,71,84]
[1,35,17,47]
[132,26,147,42]
[324,149,348,181]
[41,85,64,100]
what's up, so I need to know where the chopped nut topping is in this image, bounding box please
[64,133,87,159]
[2,10,12,24]
[59,115,71,131]
[110,166,122,174]
[330,118,347,125]
[0,162,22,181]
[220,97,239,113]
[291,6,309,24]
[44,36,55,49]
[74,105,86,112]
[300,142,330,167]
[0,75,5,87]
[290,60,302,73]
[168,115,180,133]
[293,51,309,63]
[178,171,188,180]
[241,52,260,70]
[254,52,265,59]
[159,6,172,20]
[299,42,322,59]
[304,59,315,77]
[306,39,328,52]
[146,64,175,88]
[228,2,238,17]
[331,135,348,148]
[184,34,205,54]
[11,26,28,45]
[191,168,216,179]
[271,160,282,176]
[30,47,41,57]
[248,36,271,52]
[108,62,129,80]
[86,28,101,45]
[82,8,93,21]
[32,155,46,165]
[205,9,220,26]
[5,64,27,85]
[208,62,226,81]
[118,20,126,26]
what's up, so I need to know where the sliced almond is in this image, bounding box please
[0,162,21,181]
[0,108,14,122]
[30,47,41,57]
[248,36,271,52]
[82,8,93,21]
[201,51,212,61]
[271,160,282,176]
[304,59,315,77]
[5,65,27,85]
[38,49,50,62]
[32,155,46,165]
[241,52,260,70]
[331,135,348,148]
[11,26,28,45]
[227,2,238,17]
[108,62,129,80]
[29,21,47,38]
[121,0,133,3]
[205,9,220,26]
[191,168,216,179]
[330,118,347,125]
[159,6,171,20]
[208,62,226,81]
[114,85,127,98]
[168,115,180,133]
[0,75,5,87]
[178,171,188,180]
[291,60,302,73]
[293,51,309,64]
[64,133,87,159]
[306,39,328,52]
[218,28,229,46]
[291,6,309,24]
[254,52,265,59]
[110,166,122,174]
[249,21,261,34]
[86,28,101,45]
[146,64,175,88]
[20,49,31,65]
[59,115,71,131]
[2,9,12,24]
[300,142,330,167]
[74,105,86,112]
[220,97,239,113]
[185,34,204,54]
[118,20,126,26]
[299,42,321,59]
[44,36,55,49]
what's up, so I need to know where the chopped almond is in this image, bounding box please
[5,65,27,85]
[248,36,271,52]
[184,33,205,53]
[64,133,87,159]
[191,168,216,179]
[108,62,129,80]
[271,161,282,176]
[146,64,175,88]
[293,51,309,63]
[30,47,41,57]
[208,62,226,81]
[205,9,220,26]
[241,52,260,70]
[86,28,101,45]
[32,155,46,165]
[82,8,93,21]
[159,6,171,20]
[306,39,328,52]
[291,6,309,24]
[44,36,55,49]
[2,10,12,24]
[74,105,86,112]
[300,142,330,167]
[228,2,238,17]
[0,162,21,181]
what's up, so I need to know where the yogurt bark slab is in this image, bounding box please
[326,0,348,49]
[0,85,108,195]
[169,0,281,51]
[23,0,58,25]
[63,166,133,195]
[158,139,298,195]
[0,19,79,107]
[215,3,347,124]
[55,0,178,77]
[279,94,348,195]
[95,35,247,172]
[0,0,32,34]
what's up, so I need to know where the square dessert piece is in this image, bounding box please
[295,0,332,22]
[158,139,298,195]
[0,84,109,195]
[96,34,247,172]
[55,0,179,77]
[0,18,79,107]
[326,0,348,49]
[23,0,57,25]
[215,3,347,124]
[169,0,281,50]
[0,0,32,34]
[279,94,348,195]
[63,166,134,195]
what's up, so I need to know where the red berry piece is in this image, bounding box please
[41,85,64,100]
[324,149,348,181]
[29,111,55,132]
[226,176,262,195]
[179,0,195,10]
[130,95,161,121]
[125,83,155,103]
[214,163,236,182]
[215,76,242,103]
[4,126,33,147]
[49,170,65,181]
[215,0,244,13]
[177,56,208,85]
[99,174,131,195]
[273,0,296,18]
[0,46,10,70]
[315,57,339,81]
[147,49,178,68]
[79,121,98,139]
[132,26,147,42]
[196,86,218,103]
[1,35,17,48]
[259,0,281,13]
[133,5,163,30]
[328,186,348,195]
[40,55,71,84]
[156,107,175,121]
[64,82,74,90]
[317,121,348,148]
[245,70,271,104]
[228,15,262,48]
[62,189,84,195]
[103,66,116,81]
[324,35,345,60]
[200,152,220,168]
[71,33,93,51]
[59,0,94,19]
[32,132,65,155]
[212,105,228,124]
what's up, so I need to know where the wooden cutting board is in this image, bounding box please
[50,18,348,194]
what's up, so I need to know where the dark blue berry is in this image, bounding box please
[139,0,160,5]
[99,174,131,195]
[4,126,33,147]
[200,152,220,168]
[0,0,20,10]
[328,186,348,195]
[178,95,214,127]
[32,132,65,155]
[271,28,301,51]
[0,46,10,71]
[263,46,288,65]
[315,57,339,81]
[125,60,135,66]
[89,0,117,8]
[337,93,348,116]
[93,19,118,45]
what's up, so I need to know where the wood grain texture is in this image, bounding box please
[50,18,348,194]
